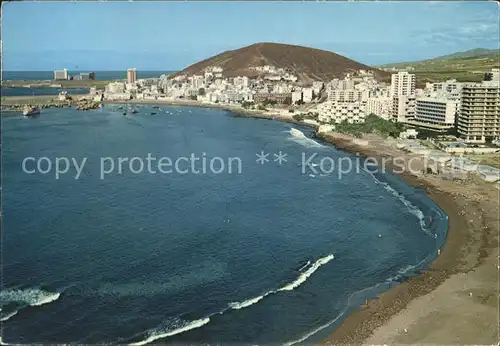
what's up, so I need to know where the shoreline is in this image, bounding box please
[317,133,498,344]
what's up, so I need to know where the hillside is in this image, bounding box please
[380,48,499,84]
[171,42,390,84]
[436,48,499,60]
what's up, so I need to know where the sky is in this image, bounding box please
[2,1,499,71]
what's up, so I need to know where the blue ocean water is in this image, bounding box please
[3,71,173,81]
[1,105,447,344]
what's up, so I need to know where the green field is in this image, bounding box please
[381,50,499,85]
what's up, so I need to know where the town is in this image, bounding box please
[63,65,497,145]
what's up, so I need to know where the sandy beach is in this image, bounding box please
[318,133,499,345]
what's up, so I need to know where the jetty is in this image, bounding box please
[0,94,100,112]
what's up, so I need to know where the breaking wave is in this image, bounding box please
[0,287,61,322]
[278,254,335,292]
[130,254,335,345]
[0,288,61,307]
[364,169,432,236]
[288,128,323,148]
[228,255,335,311]
[129,318,211,346]
[0,310,18,322]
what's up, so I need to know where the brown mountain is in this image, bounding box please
[171,42,390,84]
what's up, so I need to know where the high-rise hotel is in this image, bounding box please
[457,70,499,143]
[390,71,416,122]
[127,68,137,84]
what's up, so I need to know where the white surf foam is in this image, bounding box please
[229,257,332,311]
[298,260,311,272]
[129,317,210,346]
[288,128,323,148]
[279,254,334,292]
[0,310,18,322]
[0,288,60,307]
[0,336,7,345]
[364,169,431,236]
[228,292,272,310]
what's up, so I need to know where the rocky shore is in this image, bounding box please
[1,94,100,113]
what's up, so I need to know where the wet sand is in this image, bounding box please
[319,133,499,345]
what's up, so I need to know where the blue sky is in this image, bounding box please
[2,1,499,71]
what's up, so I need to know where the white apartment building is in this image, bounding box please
[366,97,392,120]
[458,81,500,143]
[390,71,415,97]
[391,95,416,122]
[303,88,314,103]
[105,82,126,94]
[431,79,461,94]
[390,71,416,122]
[414,97,459,127]
[327,89,369,103]
[273,83,292,94]
[292,91,303,104]
[312,81,324,94]
[54,69,69,80]
[233,76,250,88]
[326,78,355,91]
[191,75,205,89]
[317,101,366,124]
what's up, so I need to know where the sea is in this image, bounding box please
[1,105,447,345]
[3,71,171,81]
[2,71,172,98]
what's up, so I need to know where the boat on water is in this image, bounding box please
[150,112,157,115]
[131,109,139,114]
[22,106,41,117]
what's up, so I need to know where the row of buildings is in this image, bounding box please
[315,69,499,144]
[54,69,96,81]
[101,66,499,144]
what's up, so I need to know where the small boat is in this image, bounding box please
[22,106,40,117]
[131,109,139,114]
[152,105,159,109]
[122,112,127,116]
[150,112,157,115]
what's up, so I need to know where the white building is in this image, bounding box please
[458,81,500,143]
[316,101,366,124]
[392,95,416,122]
[390,71,416,122]
[414,97,459,127]
[390,71,416,97]
[191,75,205,89]
[303,88,314,103]
[366,97,392,120]
[338,78,355,90]
[312,81,324,94]
[105,82,126,94]
[292,91,303,104]
[54,69,69,80]
[233,76,250,88]
[327,89,368,103]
